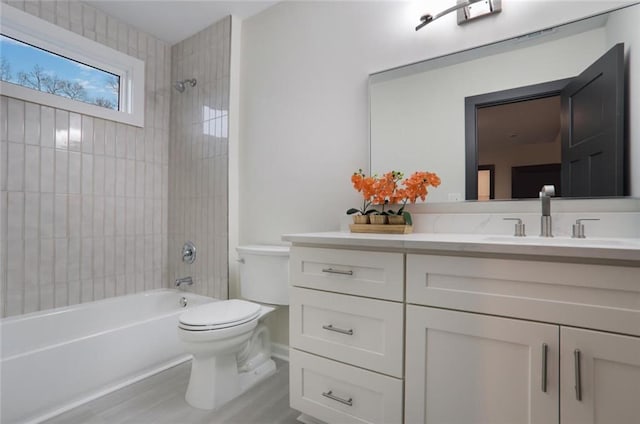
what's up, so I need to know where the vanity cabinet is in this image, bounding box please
[406,253,640,424]
[289,247,404,424]
[405,306,559,424]
[285,235,640,424]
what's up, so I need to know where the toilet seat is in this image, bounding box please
[179,299,261,332]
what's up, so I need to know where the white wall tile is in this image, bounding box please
[24,192,39,240]
[93,155,105,195]
[81,116,94,153]
[93,119,105,154]
[40,106,55,148]
[39,193,54,238]
[125,159,136,198]
[54,238,67,284]
[1,96,7,142]
[80,238,93,280]
[68,151,81,194]
[40,147,54,193]
[7,191,24,241]
[25,102,40,145]
[54,194,67,239]
[24,145,40,192]
[55,109,69,150]
[54,150,68,193]
[104,237,115,276]
[103,196,114,236]
[7,98,25,143]
[115,123,127,158]
[7,142,25,191]
[68,195,81,238]
[104,121,115,156]
[82,154,93,195]
[115,158,126,197]
[68,113,82,151]
[93,237,105,278]
[0,142,6,192]
[68,237,81,283]
[81,196,93,238]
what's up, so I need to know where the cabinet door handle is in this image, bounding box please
[322,324,354,335]
[541,343,548,393]
[574,349,582,401]
[322,268,353,276]
[322,390,353,406]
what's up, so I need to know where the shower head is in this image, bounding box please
[174,78,197,93]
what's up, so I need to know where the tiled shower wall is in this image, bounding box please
[168,17,230,299]
[0,0,171,317]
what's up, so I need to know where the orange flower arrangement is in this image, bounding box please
[348,169,441,224]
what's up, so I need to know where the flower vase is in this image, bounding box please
[369,215,388,225]
[387,215,405,225]
[352,215,370,224]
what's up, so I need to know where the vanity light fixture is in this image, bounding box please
[416,0,502,31]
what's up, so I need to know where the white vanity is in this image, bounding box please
[283,231,640,424]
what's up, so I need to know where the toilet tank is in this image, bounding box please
[236,245,290,305]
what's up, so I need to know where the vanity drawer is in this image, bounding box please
[290,287,403,377]
[407,254,640,336]
[290,247,404,301]
[290,349,403,424]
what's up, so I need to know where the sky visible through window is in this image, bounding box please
[0,34,119,110]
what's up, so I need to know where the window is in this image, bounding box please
[0,5,144,127]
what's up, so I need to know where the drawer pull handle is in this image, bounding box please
[322,268,353,276]
[322,324,354,335]
[541,343,548,393]
[322,390,353,406]
[574,349,582,401]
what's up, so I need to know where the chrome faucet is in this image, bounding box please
[539,185,555,237]
[175,276,193,288]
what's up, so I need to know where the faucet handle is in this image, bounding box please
[504,218,526,237]
[572,218,600,239]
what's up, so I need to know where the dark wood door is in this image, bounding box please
[561,43,624,197]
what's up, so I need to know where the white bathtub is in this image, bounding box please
[0,289,215,424]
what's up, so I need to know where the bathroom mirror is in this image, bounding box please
[370,4,637,202]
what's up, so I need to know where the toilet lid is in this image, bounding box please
[179,299,261,328]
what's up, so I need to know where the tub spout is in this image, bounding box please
[175,276,193,288]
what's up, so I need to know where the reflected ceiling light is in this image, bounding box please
[416,0,502,31]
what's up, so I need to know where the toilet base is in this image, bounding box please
[238,357,276,393]
[185,357,276,410]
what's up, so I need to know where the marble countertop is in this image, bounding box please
[282,232,640,263]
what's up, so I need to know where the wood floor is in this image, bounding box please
[45,359,301,424]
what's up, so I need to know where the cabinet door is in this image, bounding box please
[560,327,640,424]
[405,306,559,424]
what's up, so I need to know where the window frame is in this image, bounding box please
[0,5,145,127]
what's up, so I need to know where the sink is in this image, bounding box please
[482,236,640,248]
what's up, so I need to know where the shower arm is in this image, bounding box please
[416,0,484,31]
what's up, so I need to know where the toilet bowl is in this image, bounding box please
[178,245,289,410]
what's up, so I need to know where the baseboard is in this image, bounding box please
[271,342,289,362]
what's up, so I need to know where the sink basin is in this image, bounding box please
[482,236,640,248]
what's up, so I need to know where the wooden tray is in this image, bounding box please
[350,224,413,234]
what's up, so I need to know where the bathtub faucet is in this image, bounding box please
[175,276,193,289]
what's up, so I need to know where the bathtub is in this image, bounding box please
[0,289,215,424]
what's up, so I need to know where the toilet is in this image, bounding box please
[178,245,289,410]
